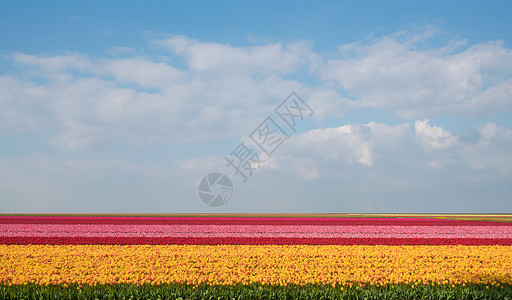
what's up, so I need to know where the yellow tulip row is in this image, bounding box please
[1,245,511,287]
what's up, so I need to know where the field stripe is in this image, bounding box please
[2,236,512,245]
[2,224,512,239]
[2,216,511,245]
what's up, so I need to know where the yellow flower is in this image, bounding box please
[0,245,511,287]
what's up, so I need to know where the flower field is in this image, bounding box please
[1,214,512,299]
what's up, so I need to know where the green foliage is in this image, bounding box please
[1,283,511,300]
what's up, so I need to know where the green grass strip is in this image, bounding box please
[1,283,511,300]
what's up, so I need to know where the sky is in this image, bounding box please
[1,1,511,213]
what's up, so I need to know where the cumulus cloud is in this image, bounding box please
[4,30,512,150]
[286,122,412,167]
[168,119,512,212]
[306,89,354,120]
[5,42,310,148]
[318,30,512,119]
[104,58,184,88]
[255,120,511,183]
[414,119,457,150]
[157,35,314,75]
[2,30,512,212]
[13,53,101,75]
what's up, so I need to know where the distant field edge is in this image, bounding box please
[1,212,512,217]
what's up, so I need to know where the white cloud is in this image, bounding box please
[287,122,412,167]
[318,31,512,119]
[306,89,354,120]
[2,29,512,213]
[176,118,511,187]
[258,120,511,182]
[463,123,512,173]
[13,53,99,74]
[2,120,511,212]
[479,123,512,145]
[6,43,311,148]
[414,119,458,150]
[104,58,183,88]
[5,30,512,151]
[177,122,405,182]
[157,35,311,75]
[0,76,56,132]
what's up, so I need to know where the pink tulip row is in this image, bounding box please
[2,224,512,239]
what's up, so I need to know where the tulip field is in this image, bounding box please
[1,214,512,299]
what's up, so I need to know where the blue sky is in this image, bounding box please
[1,1,511,213]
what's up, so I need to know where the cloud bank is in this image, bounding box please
[1,28,511,212]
